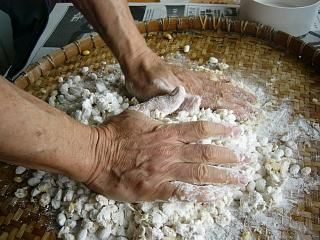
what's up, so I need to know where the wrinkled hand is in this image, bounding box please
[72,0,256,119]
[124,51,257,119]
[84,88,249,202]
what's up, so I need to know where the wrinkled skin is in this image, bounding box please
[124,51,257,119]
[85,109,249,202]
[68,0,256,202]
[72,0,257,120]
[0,1,258,205]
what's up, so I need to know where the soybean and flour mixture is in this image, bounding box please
[14,53,320,240]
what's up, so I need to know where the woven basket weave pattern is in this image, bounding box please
[0,17,318,239]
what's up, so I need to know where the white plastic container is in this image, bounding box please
[240,0,320,36]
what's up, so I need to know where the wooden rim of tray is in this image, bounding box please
[15,16,320,89]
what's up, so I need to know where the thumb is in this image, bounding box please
[129,86,186,117]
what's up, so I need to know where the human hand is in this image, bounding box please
[71,0,256,119]
[124,51,257,120]
[83,87,250,202]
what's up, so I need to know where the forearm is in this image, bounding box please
[0,77,95,181]
[72,0,151,70]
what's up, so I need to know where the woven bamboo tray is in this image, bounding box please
[0,17,319,239]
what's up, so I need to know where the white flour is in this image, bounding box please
[14,54,320,240]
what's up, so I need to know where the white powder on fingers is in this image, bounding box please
[129,86,186,117]
[13,55,320,240]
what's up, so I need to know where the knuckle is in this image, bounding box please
[134,179,148,192]
[172,186,185,201]
[227,151,237,163]
[155,125,174,139]
[193,164,209,184]
[221,147,236,163]
[213,146,222,158]
[153,124,166,132]
[157,183,174,201]
[145,164,158,175]
[144,159,169,176]
[201,146,213,162]
[216,146,234,163]
[195,121,210,137]
[157,146,173,158]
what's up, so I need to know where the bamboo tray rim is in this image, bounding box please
[14,16,320,89]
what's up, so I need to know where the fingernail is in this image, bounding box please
[239,175,249,185]
[231,127,242,137]
[240,154,251,163]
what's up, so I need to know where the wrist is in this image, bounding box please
[80,125,113,186]
[56,123,96,182]
[118,42,155,73]
[58,121,105,183]
[121,50,169,101]
[121,47,159,76]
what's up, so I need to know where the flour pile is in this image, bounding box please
[14,54,320,240]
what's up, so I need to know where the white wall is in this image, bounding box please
[0,10,14,75]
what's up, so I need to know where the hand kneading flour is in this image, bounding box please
[14,54,320,240]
